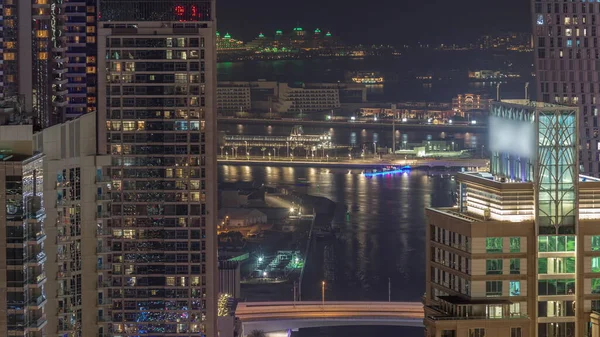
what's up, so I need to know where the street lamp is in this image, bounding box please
[322,281,326,306]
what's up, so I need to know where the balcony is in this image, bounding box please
[425,296,529,324]
[27,232,47,244]
[96,228,112,237]
[57,254,73,262]
[27,273,47,287]
[26,252,47,266]
[56,271,69,280]
[96,194,112,201]
[27,208,46,220]
[26,316,47,331]
[96,176,112,183]
[97,281,111,288]
[96,263,112,272]
[97,212,111,219]
[96,246,111,254]
[57,235,73,244]
[27,296,47,309]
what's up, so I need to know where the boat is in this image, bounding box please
[347,71,385,84]
[363,165,411,177]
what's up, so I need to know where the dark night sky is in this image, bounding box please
[216,0,531,45]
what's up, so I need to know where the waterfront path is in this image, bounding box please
[218,117,486,132]
[218,157,489,169]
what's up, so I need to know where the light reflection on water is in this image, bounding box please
[219,165,457,337]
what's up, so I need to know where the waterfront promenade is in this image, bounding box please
[218,156,489,169]
[218,117,486,132]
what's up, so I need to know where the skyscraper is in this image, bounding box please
[97,1,218,336]
[63,0,99,119]
[0,0,68,126]
[532,0,600,176]
[0,122,48,337]
[423,100,600,337]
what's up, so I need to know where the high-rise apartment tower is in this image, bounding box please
[97,1,218,336]
[423,100,600,337]
[532,0,600,176]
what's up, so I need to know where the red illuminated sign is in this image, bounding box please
[174,4,204,20]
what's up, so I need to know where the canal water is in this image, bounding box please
[219,165,458,337]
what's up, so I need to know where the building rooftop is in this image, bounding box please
[218,208,266,219]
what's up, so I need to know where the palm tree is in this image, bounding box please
[247,330,266,337]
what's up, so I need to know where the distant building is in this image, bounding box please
[452,93,492,118]
[532,0,598,175]
[216,32,247,53]
[219,261,241,298]
[216,81,366,115]
[219,208,267,227]
[245,28,341,52]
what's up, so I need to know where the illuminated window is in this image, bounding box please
[486,237,503,253]
[538,236,575,252]
[5,42,15,49]
[3,53,15,60]
[510,237,520,252]
[510,259,520,274]
[122,121,135,131]
[486,259,503,275]
[593,257,600,273]
[86,36,95,43]
[4,8,12,15]
[166,277,175,286]
[509,281,520,296]
[36,30,49,38]
[166,168,174,178]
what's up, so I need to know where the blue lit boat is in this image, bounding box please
[363,165,411,177]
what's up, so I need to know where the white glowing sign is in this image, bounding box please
[489,116,535,158]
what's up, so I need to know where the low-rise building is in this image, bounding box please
[219,208,267,227]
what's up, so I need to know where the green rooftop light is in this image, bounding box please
[224,33,231,39]
[315,28,321,33]
[294,27,303,31]
[325,32,332,37]
[216,31,220,36]
[259,33,265,38]
[276,30,283,35]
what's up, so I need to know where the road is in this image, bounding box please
[218,117,486,132]
[236,301,423,321]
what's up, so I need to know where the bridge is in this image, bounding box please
[235,301,424,336]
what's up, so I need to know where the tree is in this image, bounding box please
[247,330,266,337]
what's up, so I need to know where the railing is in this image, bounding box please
[26,252,46,264]
[27,273,47,285]
[96,176,112,183]
[29,295,46,306]
[96,246,111,253]
[96,194,112,201]
[97,212,112,219]
[28,316,47,328]
[96,228,112,237]
[427,313,529,321]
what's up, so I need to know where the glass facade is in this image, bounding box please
[104,31,210,336]
[99,0,212,22]
[537,108,578,233]
[2,155,48,337]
